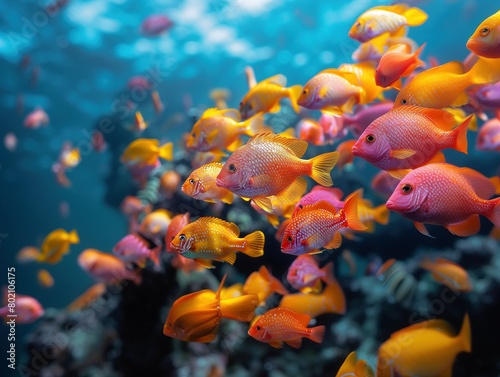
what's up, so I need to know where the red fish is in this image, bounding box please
[248,307,325,349]
[165,213,190,253]
[386,163,500,237]
[375,43,425,89]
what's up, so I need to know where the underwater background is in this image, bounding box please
[2,0,500,376]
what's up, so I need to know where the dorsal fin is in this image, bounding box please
[426,61,465,76]
[398,106,457,131]
[249,133,308,158]
[372,4,409,14]
[319,68,360,86]
[218,108,241,121]
[262,74,287,87]
[335,352,357,377]
[200,108,222,119]
[284,307,311,327]
[215,274,228,300]
[197,217,240,237]
[296,200,338,215]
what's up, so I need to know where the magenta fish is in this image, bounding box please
[341,101,394,137]
[112,233,161,267]
[287,255,334,293]
[141,15,173,36]
[294,186,345,215]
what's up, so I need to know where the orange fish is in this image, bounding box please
[339,61,385,105]
[216,133,338,213]
[335,139,356,170]
[248,307,325,349]
[279,276,346,318]
[37,269,54,288]
[36,229,79,264]
[182,162,234,204]
[133,111,147,131]
[163,275,259,343]
[394,57,500,109]
[169,217,265,268]
[23,107,49,129]
[159,170,181,199]
[66,283,107,312]
[297,119,325,146]
[186,108,264,153]
[467,11,500,58]
[239,74,302,118]
[355,189,390,232]
[243,265,289,304]
[165,213,190,253]
[152,90,164,113]
[377,314,471,377]
[16,246,41,263]
[420,257,472,292]
[335,352,374,377]
[375,43,426,89]
[138,209,172,241]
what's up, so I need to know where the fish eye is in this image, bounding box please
[481,27,490,36]
[228,164,237,173]
[298,204,303,209]
[179,234,186,241]
[191,133,195,137]
[189,178,195,184]
[256,326,261,331]
[401,184,413,194]
[286,236,293,242]
[356,22,361,28]
[365,134,376,143]
[302,89,308,95]
[401,99,408,105]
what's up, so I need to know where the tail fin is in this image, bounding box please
[220,190,234,205]
[320,262,335,285]
[403,7,428,26]
[242,231,265,258]
[158,142,174,161]
[308,325,325,344]
[485,197,500,227]
[343,192,368,231]
[309,151,339,186]
[452,116,471,154]
[458,313,471,353]
[220,294,259,321]
[469,57,500,86]
[373,204,390,225]
[242,113,265,137]
[287,85,303,113]
[323,277,346,315]
[69,230,80,244]
[355,360,375,377]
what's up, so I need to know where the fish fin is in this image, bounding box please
[218,108,241,121]
[343,191,368,231]
[322,276,346,315]
[320,262,335,285]
[149,246,162,267]
[323,231,342,250]
[451,115,471,153]
[309,151,339,186]
[355,360,375,377]
[389,79,403,90]
[219,294,259,322]
[158,142,174,161]
[68,229,80,244]
[275,177,308,206]
[337,352,357,376]
[197,217,240,236]
[268,341,284,348]
[469,57,500,86]
[458,167,496,199]
[203,199,217,204]
[363,220,375,233]
[279,127,296,138]
[291,311,312,327]
[321,106,344,116]
[318,85,329,100]
[299,200,337,215]
[220,190,234,204]
[257,266,288,296]
[322,69,359,86]
[451,91,470,107]
[490,226,500,240]
[432,61,466,75]
[445,215,480,237]
[194,258,215,269]
[390,318,456,340]
[265,214,280,227]
[414,222,434,237]
[288,85,303,113]
[263,74,287,87]
[402,7,428,26]
[250,133,308,158]
[220,252,237,265]
[428,151,446,164]
[459,313,471,353]
[252,196,273,214]
[242,113,265,136]
[389,149,416,159]
[284,338,303,349]
[269,102,281,113]
[489,177,500,195]
[204,129,219,145]
[242,231,265,258]
[200,108,223,119]
[467,114,478,131]
[387,169,412,180]
[373,204,390,225]
[341,96,357,114]
[226,137,243,152]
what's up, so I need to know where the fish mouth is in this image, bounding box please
[215,178,226,188]
[351,144,362,157]
[385,199,398,211]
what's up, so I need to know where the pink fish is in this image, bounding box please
[23,107,49,129]
[352,106,470,173]
[294,186,345,214]
[318,114,347,143]
[287,255,334,292]
[4,133,17,152]
[0,290,44,324]
[112,233,161,267]
[341,101,394,137]
[127,76,151,90]
[297,119,325,146]
[78,248,141,284]
[476,118,500,151]
[140,15,173,36]
[386,163,500,237]
[371,170,400,199]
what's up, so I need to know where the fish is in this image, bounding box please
[281,192,366,256]
[420,257,472,292]
[152,90,164,113]
[165,213,190,253]
[169,217,265,268]
[133,111,147,131]
[186,108,264,154]
[0,290,44,324]
[243,265,289,304]
[386,163,500,237]
[376,258,417,306]
[341,101,394,137]
[78,248,142,285]
[297,69,366,115]
[239,74,302,118]
[120,196,149,233]
[335,139,356,170]
[370,170,400,199]
[349,4,428,43]
[279,276,346,318]
[319,113,348,143]
[112,233,161,267]
[247,307,325,349]
[375,43,426,89]
[91,130,107,153]
[182,162,234,204]
[297,119,325,146]
[355,189,390,232]
[36,229,79,264]
[16,246,41,263]
[352,106,471,174]
[476,117,500,151]
[287,256,334,293]
[57,142,81,169]
[377,314,471,377]
[4,132,18,152]
[37,269,54,288]
[159,170,181,199]
[138,209,172,241]
[163,274,259,343]
[215,133,338,213]
[394,57,500,109]
[335,352,374,377]
[23,107,49,129]
[294,186,345,214]
[209,88,230,109]
[140,14,173,36]
[467,11,500,58]
[250,196,297,228]
[170,253,205,274]
[339,61,386,104]
[66,283,107,312]
[121,138,173,167]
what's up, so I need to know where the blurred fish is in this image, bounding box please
[375,43,426,89]
[0,290,44,324]
[169,217,265,268]
[140,14,173,36]
[297,119,325,146]
[335,139,356,170]
[339,61,385,104]
[243,265,288,304]
[127,76,151,90]
[165,213,190,253]
[341,101,393,137]
[376,258,417,306]
[121,138,173,167]
[279,276,346,318]
[476,117,500,151]
[250,194,298,227]
[16,246,41,263]
[171,253,205,274]
[216,133,338,213]
[386,163,500,237]
[91,130,107,153]
[420,257,472,292]
[37,269,54,288]
[377,315,471,377]
[186,108,264,154]
[55,142,81,169]
[245,66,257,89]
[78,248,142,285]
[23,107,49,129]
[132,111,147,132]
[467,11,500,58]
[190,151,223,169]
[282,192,366,255]
[182,162,234,204]
[163,274,258,343]
[239,74,302,118]
[209,88,230,109]
[370,170,400,199]
[36,229,79,264]
[354,189,390,232]
[352,106,470,174]
[287,256,333,293]
[120,196,149,233]
[352,32,390,63]
[348,4,428,42]
[152,90,164,113]
[469,81,500,109]
[138,209,172,241]
[112,233,161,268]
[294,186,345,214]
[66,283,106,312]
[335,352,374,377]
[248,307,325,349]
[159,170,181,199]
[4,133,17,152]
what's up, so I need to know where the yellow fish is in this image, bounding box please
[420,257,472,293]
[182,162,234,204]
[239,74,302,118]
[37,229,79,264]
[339,61,386,104]
[377,314,471,377]
[243,265,289,304]
[121,138,173,167]
[467,10,500,58]
[169,217,265,268]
